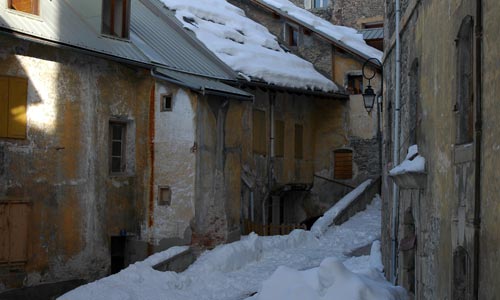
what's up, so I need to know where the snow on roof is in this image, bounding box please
[256,0,383,61]
[159,0,338,92]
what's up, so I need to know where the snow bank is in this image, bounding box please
[160,0,338,92]
[311,179,373,237]
[389,145,426,175]
[258,0,383,61]
[250,256,407,300]
[58,246,188,300]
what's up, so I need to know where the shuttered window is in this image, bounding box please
[294,124,303,159]
[0,76,28,139]
[102,0,131,39]
[334,150,353,179]
[0,201,31,264]
[274,120,284,157]
[253,110,267,155]
[9,0,39,15]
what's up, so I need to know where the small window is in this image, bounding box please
[160,94,173,112]
[8,0,39,15]
[313,0,328,8]
[347,75,363,95]
[253,110,267,155]
[102,0,131,39]
[158,186,171,206]
[334,149,353,179]
[294,124,303,159]
[109,121,127,174]
[287,25,298,47]
[0,76,27,139]
[274,120,284,157]
[362,22,383,29]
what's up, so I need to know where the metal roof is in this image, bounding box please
[360,28,384,40]
[154,68,254,100]
[0,0,235,80]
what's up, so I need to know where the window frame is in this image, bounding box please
[346,74,364,95]
[101,0,131,39]
[160,94,173,112]
[109,120,127,175]
[313,0,328,9]
[286,24,299,47]
[8,0,39,16]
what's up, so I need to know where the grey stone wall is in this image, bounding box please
[331,0,385,28]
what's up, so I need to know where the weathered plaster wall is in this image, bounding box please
[0,36,152,287]
[146,85,197,247]
[478,0,500,298]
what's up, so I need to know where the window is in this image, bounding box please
[8,0,39,15]
[347,75,363,95]
[313,0,328,8]
[102,0,131,39]
[334,149,353,179]
[0,76,27,139]
[286,25,298,47]
[158,186,171,206]
[294,124,303,159]
[109,121,127,174]
[455,16,474,145]
[274,120,284,157]
[160,94,173,112]
[252,110,266,155]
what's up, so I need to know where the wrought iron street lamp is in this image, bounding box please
[361,57,382,114]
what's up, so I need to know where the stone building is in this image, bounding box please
[228,0,383,217]
[0,0,253,290]
[382,0,500,299]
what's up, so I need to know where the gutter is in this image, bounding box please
[473,0,483,298]
[391,0,402,285]
[151,69,254,101]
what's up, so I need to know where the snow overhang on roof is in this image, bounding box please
[159,0,339,93]
[250,0,383,67]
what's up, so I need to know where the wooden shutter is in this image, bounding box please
[10,0,38,15]
[294,124,303,159]
[252,110,266,155]
[334,150,353,179]
[8,77,28,139]
[0,77,8,137]
[274,120,284,157]
[0,201,30,264]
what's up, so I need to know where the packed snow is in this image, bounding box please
[59,196,407,300]
[389,144,426,175]
[159,0,338,92]
[311,179,372,238]
[257,0,383,61]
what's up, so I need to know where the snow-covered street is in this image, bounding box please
[58,196,407,300]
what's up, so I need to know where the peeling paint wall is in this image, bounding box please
[144,84,197,247]
[0,35,152,288]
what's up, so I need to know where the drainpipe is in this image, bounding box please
[473,0,483,298]
[391,0,402,285]
[262,92,276,225]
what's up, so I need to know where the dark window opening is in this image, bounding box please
[347,75,363,95]
[334,149,353,179]
[158,186,171,206]
[455,16,474,145]
[252,109,267,155]
[102,0,131,39]
[161,94,173,112]
[409,59,420,145]
[287,25,298,47]
[363,22,383,29]
[274,120,284,157]
[110,121,126,174]
[8,0,39,15]
[294,124,303,159]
